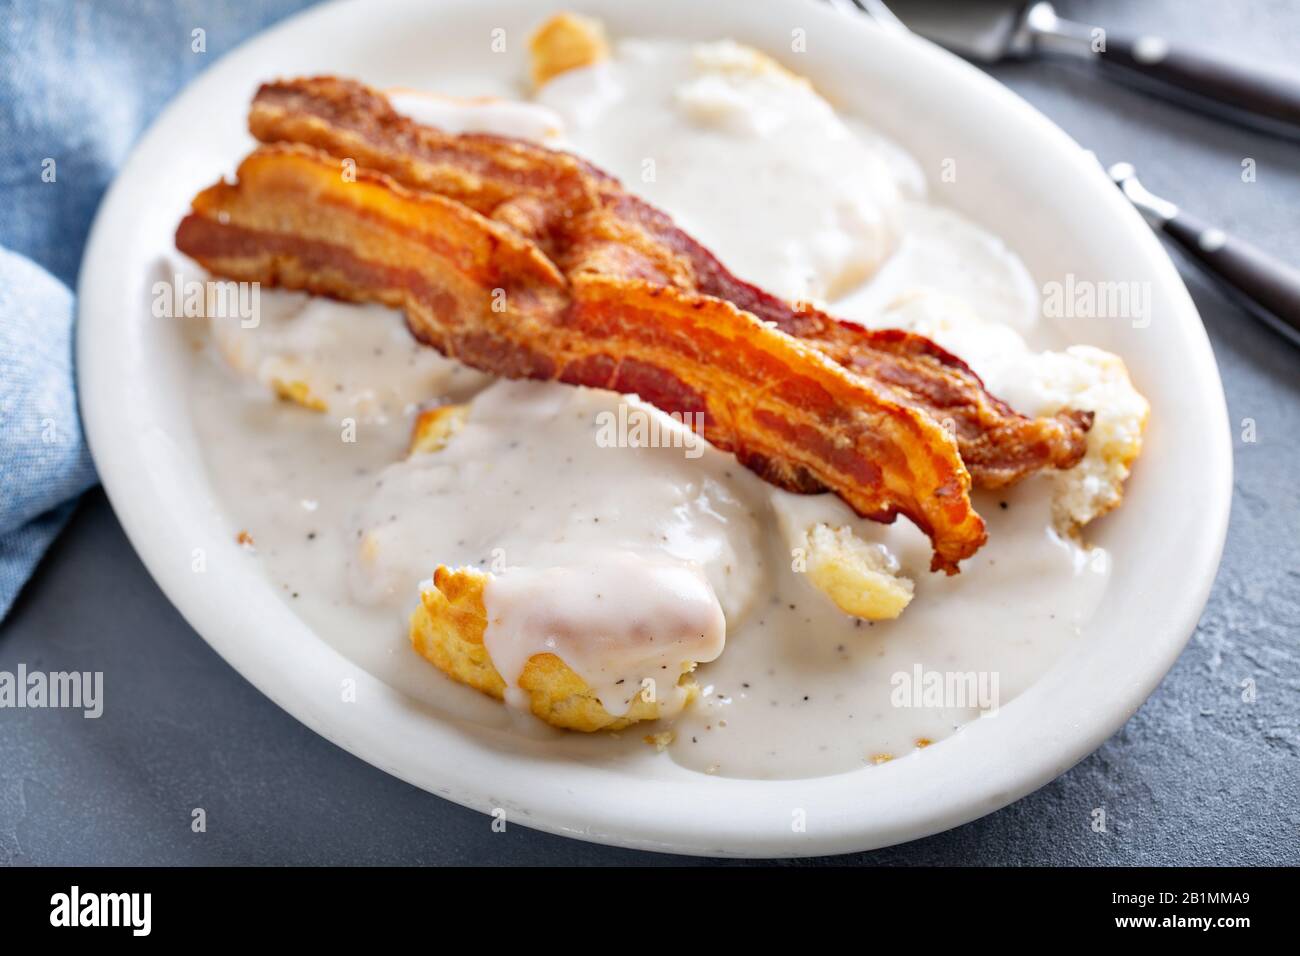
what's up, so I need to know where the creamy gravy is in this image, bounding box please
[483,555,727,717]
[181,38,1114,779]
[536,40,904,303]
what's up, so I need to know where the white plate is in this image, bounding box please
[77,0,1231,856]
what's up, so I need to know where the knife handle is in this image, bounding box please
[1100,33,1300,131]
[1160,210,1300,344]
[1110,163,1300,346]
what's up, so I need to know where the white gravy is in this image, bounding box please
[181,38,1113,779]
[483,555,727,717]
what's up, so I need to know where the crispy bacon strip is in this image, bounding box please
[249,77,1093,488]
[249,77,606,250]
[176,145,987,571]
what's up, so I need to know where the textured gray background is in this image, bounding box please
[1,0,1297,865]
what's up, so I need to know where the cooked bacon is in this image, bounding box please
[176,145,987,571]
[249,77,606,250]
[249,77,1092,488]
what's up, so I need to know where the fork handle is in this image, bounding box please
[1159,210,1300,344]
[1111,163,1300,346]
[1100,32,1300,132]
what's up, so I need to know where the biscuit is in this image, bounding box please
[409,565,696,732]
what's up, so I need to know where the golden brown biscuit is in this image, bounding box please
[408,403,470,455]
[409,565,696,732]
[403,405,698,731]
[528,13,610,88]
[800,523,913,620]
[270,377,328,412]
[1046,347,1150,534]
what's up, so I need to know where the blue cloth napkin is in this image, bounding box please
[0,251,96,618]
[0,0,315,619]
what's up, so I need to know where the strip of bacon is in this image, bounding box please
[176,145,987,571]
[249,77,1092,489]
[249,77,606,250]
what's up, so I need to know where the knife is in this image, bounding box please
[1109,163,1300,347]
[863,0,1300,137]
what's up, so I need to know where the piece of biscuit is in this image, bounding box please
[270,377,328,412]
[403,403,699,730]
[528,13,609,88]
[1045,346,1150,533]
[801,523,914,620]
[408,403,470,455]
[410,565,696,732]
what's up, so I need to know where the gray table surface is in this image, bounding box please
[2,0,1297,866]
